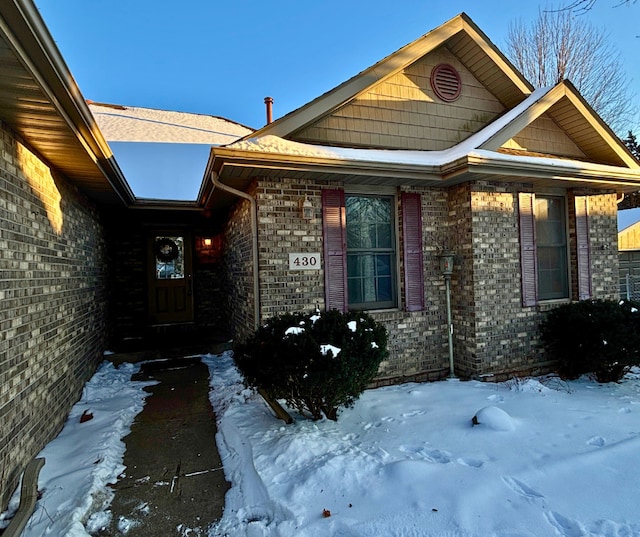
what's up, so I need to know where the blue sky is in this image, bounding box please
[34,0,640,207]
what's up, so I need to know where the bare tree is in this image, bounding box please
[560,0,636,13]
[506,8,635,133]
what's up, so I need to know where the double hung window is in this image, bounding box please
[345,195,396,309]
[519,192,591,306]
[322,189,424,312]
[535,196,569,300]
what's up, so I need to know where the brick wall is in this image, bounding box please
[222,176,621,385]
[463,182,545,378]
[449,183,620,380]
[237,178,452,381]
[579,192,619,299]
[0,122,109,510]
[223,182,258,343]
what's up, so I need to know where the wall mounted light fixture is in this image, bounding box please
[300,196,313,220]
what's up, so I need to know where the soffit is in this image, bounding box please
[0,1,134,207]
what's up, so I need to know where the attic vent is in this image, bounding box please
[430,64,462,102]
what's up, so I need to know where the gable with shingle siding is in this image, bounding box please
[503,114,586,158]
[292,48,505,151]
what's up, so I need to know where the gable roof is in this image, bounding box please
[0,0,134,207]
[479,81,638,168]
[253,13,533,141]
[88,102,253,144]
[202,13,640,209]
[203,80,640,209]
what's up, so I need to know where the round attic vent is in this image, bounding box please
[430,64,462,102]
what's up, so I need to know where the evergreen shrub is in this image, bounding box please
[234,309,388,420]
[540,299,640,382]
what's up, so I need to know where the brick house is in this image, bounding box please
[2,1,640,512]
[200,12,640,384]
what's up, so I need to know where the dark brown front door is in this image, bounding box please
[148,233,194,325]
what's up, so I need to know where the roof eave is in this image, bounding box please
[0,0,135,206]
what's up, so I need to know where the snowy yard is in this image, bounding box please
[3,352,640,537]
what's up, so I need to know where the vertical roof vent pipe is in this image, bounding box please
[264,96,274,125]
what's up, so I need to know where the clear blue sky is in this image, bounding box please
[33,0,640,202]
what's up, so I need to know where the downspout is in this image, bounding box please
[210,171,260,331]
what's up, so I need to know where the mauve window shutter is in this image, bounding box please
[402,192,424,312]
[518,192,538,307]
[322,189,347,312]
[575,196,592,300]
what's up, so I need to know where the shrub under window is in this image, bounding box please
[540,299,640,382]
[234,309,388,420]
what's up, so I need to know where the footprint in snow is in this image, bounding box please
[401,409,426,418]
[457,457,484,468]
[424,449,452,464]
[545,511,586,537]
[487,394,504,402]
[587,436,606,447]
[502,476,544,500]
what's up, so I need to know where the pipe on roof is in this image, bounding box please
[264,97,274,125]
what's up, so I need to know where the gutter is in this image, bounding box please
[210,171,260,331]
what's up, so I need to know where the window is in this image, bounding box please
[322,189,424,312]
[345,195,396,309]
[535,196,569,300]
[519,192,591,306]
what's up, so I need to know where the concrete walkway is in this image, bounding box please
[97,349,230,536]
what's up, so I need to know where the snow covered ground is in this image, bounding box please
[3,352,640,537]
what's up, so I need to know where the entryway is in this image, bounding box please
[147,233,194,325]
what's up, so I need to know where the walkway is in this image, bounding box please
[97,349,230,536]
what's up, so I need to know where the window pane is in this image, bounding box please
[345,194,396,309]
[155,236,185,280]
[535,197,568,300]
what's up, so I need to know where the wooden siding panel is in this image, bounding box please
[293,48,505,151]
[506,114,586,158]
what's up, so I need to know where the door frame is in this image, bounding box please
[147,231,194,326]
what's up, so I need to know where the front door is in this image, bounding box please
[148,233,194,325]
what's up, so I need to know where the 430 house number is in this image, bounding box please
[289,253,321,270]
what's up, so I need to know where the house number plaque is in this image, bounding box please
[289,253,321,270]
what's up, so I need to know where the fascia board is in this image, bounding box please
[559,81,640,169]
[0,0,135,205]
[256,19,465,139]
[211,147,443,182]
[466,151,640,187]
[478,85,564,151]
[458,14,533,95]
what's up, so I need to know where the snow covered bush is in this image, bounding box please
[234,309,388,420]
[540,299,640,382]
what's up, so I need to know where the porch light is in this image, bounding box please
[439,251,455,276]
[438,250,456,379]
[203,238,212,247]
[300,196,313,220]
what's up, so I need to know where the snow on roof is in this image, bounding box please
[227,87,555,166]
[225,86,640,178]
[88,102,253,144]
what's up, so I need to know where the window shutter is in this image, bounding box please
[575,196,592,300]
[518,192,538,307]
[322,189,347,312]
[401,192,424,312]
